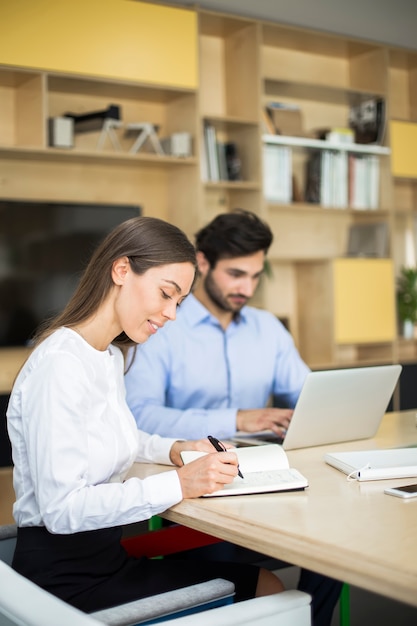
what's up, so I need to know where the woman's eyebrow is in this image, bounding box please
[163,279,182,294]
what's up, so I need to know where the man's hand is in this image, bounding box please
[236,407,293,435]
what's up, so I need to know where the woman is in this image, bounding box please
[7,216,283,613]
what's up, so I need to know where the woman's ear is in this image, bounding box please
[112,256,130,285]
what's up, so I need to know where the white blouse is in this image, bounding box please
[7,328,182,534]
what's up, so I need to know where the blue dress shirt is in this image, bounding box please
[125,294,310,439]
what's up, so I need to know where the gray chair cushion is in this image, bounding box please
[0,523,17,566]
[0,524,17,540]
[91,578,235,626]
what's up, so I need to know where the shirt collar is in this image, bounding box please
[182,293,248,327]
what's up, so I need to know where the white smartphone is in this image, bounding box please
[384,483,417,499]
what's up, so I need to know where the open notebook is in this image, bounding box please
[180,444,308,496]
[324,448,417,481]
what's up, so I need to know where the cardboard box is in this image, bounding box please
[266,107,304,137]
[160,132,192,157]
[48,117,74,148]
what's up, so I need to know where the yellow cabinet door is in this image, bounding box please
[333,258,396,344]
[0,0,197,88]
[390,120,417,178]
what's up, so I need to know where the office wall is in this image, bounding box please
[161,0,417,51]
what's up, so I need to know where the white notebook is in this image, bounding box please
[180,444,308,496]
[325,448,417,481]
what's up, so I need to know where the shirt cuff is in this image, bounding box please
[142,469,183,513]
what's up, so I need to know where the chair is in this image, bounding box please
[0,523,312,626]
[0,523,234,626]
[0,559,312,626]
[139,517,349,626]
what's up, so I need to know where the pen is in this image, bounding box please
[208,435,244,479]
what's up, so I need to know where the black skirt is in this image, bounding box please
[12,526,259,612]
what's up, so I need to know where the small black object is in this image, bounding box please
[64,104,121,133]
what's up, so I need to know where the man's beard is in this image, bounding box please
[204,271,247,313]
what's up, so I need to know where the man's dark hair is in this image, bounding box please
[195,209,273,268]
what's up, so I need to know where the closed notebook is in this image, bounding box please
[180,444,308,496]
[324,448,417,481]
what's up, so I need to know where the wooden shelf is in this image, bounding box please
[1,1,417,387]
[204,180,260,190]
[263,79,386,105]
[0,145,198,166]
[263,133,390,155]
[267,201,390,215]
[203,115,259,127]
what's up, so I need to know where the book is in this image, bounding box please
[263,144,292,203]
[348,155,380,210]
[180,444,308,496]
[325,448,417,481]
[225,142,242,181]
[305,151,321,204]
[204,124,219,181]
[216,142,228,181]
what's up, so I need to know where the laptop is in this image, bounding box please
[232,364,402,451]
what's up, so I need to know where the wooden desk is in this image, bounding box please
[128,411,417,608]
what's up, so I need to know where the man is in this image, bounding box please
[125,208,310,440]
[125,210,342,626]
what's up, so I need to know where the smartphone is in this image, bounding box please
[384,483,417,499]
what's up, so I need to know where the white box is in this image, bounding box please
[48,117,74,149]
[161,132,191,157]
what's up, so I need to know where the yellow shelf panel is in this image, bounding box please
[390,120,417,178]
[333,258,396,344]
[0,0,197,89]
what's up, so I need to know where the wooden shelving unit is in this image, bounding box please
[1,1,417,404]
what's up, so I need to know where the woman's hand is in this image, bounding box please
[176,449,239,499]
[169,438,233,466]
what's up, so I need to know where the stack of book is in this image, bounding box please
[305,150,379,210]
[305,150,347,208]
[263,144,292,203]
[348,154,380,210]
[202,123,241,182]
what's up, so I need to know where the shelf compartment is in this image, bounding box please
[296,258,396,366]
[47,75,197,157]
[267,208,350,260]
[261,24,388,95]
[0,154,199,229]
[0,69,45,148]
[202,119,260,183]
[388,50,417,122]
[263,134,390,155]
[263,143,389,211]
[392,179,417,213]
[199,13,260,120]
[201,186,261,221]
